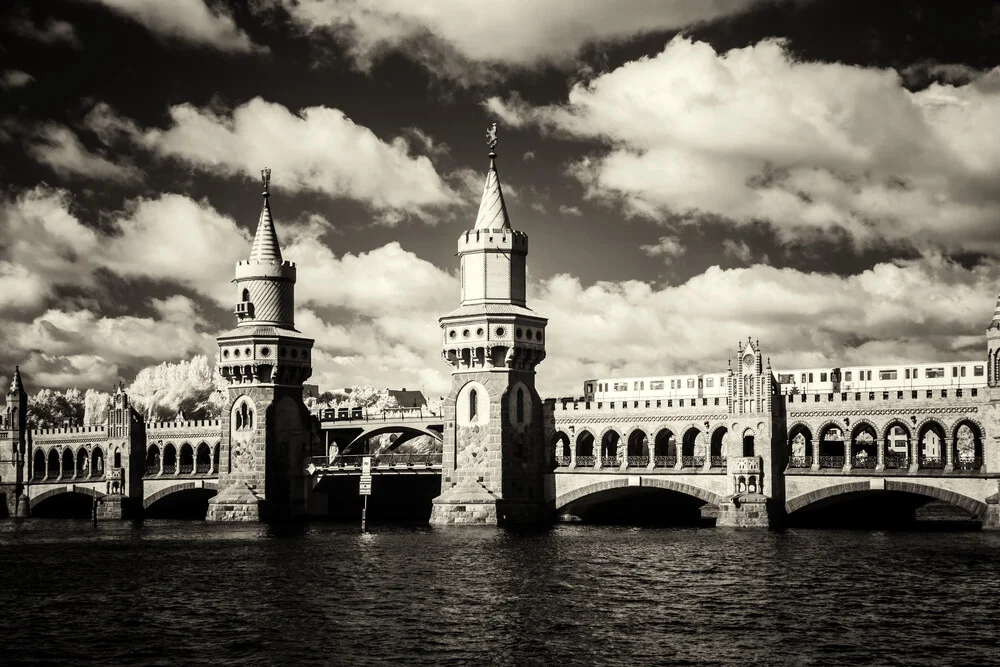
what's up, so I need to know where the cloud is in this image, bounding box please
[558,204,583,217]
[6,15,81,47]
[722,239,753,263]
[83,0,265,53]
[523,151,535,161]
[266,0,756,82]
[23,123,143,183]
[403,126,450,156]
[488,38,1000,253]
[90,98,458,220]
[640,235,685,262]
[901,61,988,88]
[1,70,34,90]
[531,202,547,214]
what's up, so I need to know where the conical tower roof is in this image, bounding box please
[992,292,1000,327]
[249,168,283,263]
[9,366,23,394]
[474,124,511,231]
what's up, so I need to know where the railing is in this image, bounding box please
[818,456,845,468]
[852,456,877,469]
[710,456,727,468]
[32,468,44,480]
[162,461,176,475]
[316,453,444,469]
[60,468,74,480]
[179,462,194,475]
[788,456,812,468]
[884,454,908,469]
[90,467,104,479]
[954,457,983,471]
[654,455,676,467]
[576,455,595,468]
[196,462,212,474]
[681,456,704,468]
[600,456,618,468]
[627,456,649,468]
[919,457,944,469]
[143,465,159,478]
[555,456,571,467]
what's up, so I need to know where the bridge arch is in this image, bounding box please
[32,449,44,480]
[916,419,947,465]
[575,428,595,459]
[710,426,727,460]
[951,419,984,468]
[625,428,649,457]
[31,485,105,508]
[551,431,571,462]
[554,477,721,514]
[786,481,987,519]
[787,422,814,460]
[341,425,444,455]
[143,481,219,510]
[651,427,676,458]
[599,428,621,459]
[817,421,846,459]
[849,420,878,466]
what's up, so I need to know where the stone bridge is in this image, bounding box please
[319,412,444,456]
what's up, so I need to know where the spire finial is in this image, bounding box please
[261,167,271,198]
[486,122,498,159]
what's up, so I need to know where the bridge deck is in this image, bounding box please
[307,453,442,476]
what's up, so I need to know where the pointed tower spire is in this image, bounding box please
[474,122,511,231]
[9,366,23,394]
[991,292,1000,328]
[248,168,283,263]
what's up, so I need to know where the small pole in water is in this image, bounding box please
[92,498,98,527]
[361,494,368,533]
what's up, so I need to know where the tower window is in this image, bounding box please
[241,288,250,302]
[516,388,524,422]
[469,388,478,421]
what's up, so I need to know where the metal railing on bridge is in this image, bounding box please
[311,453,443,470]
[554,454,727,470]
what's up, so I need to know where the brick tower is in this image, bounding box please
[207,169,314,522]
[430,125,548,525]
[988,292,1000,399]
[1,367,29,517]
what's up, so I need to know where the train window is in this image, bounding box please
[912,368,918,378]
[714,398,719,405]
[974,366,984,376]
[972,388,978,397]
[641,381,645,390]
[687,379,695,388]
[867,371,873,381]
[879,370,897,380]
[808,373,814,382]
[845,371,852,381]
[670,379,675,389]
[586,383,593,394]
[650,381,664,390]
[820,372,827,382]
[905,369,910,379]
[960,366,966,377]
[952,367,958,378]
[706,378,714,388]
[926,367,944,378]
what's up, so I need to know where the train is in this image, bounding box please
[582,360,987,402]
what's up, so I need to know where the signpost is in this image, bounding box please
[360,456,372,532]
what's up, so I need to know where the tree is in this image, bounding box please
[84,389,111,425]
[127,355,224,421]
[27,388,85,428]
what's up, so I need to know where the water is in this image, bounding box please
[2,520,1000,666]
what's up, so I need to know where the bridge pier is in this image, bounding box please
[96,494,127,520]
[985,492,1000,530]
[716,494,777,528]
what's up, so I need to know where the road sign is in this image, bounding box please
[361,456,372,476]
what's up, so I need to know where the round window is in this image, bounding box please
[223,349,230,358]
[449,330,456,339]
[244,347,252,357]
[515,328,522,338]
[476,327,484,336]
[462,329,470,338]
[535,330,543,341]
[496,327,506,337]
[233,349,240,358]
[260,346,271,357]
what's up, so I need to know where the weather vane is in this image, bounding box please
[261,167,271,196]
[486,122,498,155]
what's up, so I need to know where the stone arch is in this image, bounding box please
[162,443,176,474]
[709,426,727,463]
[551,430,571,464]
[554,477,720,513]
[31,485,105,508]
[916,419,947,466]
[456,380,489,427]
[61,448,74,479]
[681,426,702,458]
[881,419,912,468]
[625,427,649,458]
[787,422,813,460]
[91,446,104,477]
[786,480,987,519]
[143,481,219,509]
[32,449,45,480]
[342,425,444,455]
[575,428,596,459]
[196,442,212,474]
[145,444,161,476]
[75,446,89,477]
[817,420,846,460]
[951,418,984,469]
[599,428,621,460]
[46,448,59,478]
[651,427,676,460]
[849,420,878,467]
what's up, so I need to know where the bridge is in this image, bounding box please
[318,410,444,456]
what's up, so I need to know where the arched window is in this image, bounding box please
[241,288,250,302]
[469,388,478,421]
[516,388,524,422]
[235,401,254,431]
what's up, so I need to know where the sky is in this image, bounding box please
[1,0,999,399]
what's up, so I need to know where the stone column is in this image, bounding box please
[910,433,920,472]
[843,438,851,471]
[876,438,885,472]
[569,439,577,470]
[944,437,954,472]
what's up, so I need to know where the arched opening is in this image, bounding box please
[788,425,813,468]
[76,448,88,478]
[558,485,715,526]
[31,492,99,519]
[33,449,45,480]
[626,430,649,467]
[213,443,220,473]
[47,449,59,479]
[179,444,194,474]
[575,431,595,467]
[953,421,983,470]
[162,444,177,474]
[61,449,74,479]
[742,429,755,457]
[515,387,524,422]
[91,447,104,477]
[850,423,878,469]
[918,421,946,469]
[600,430,621,467]
[681,428,702,467]
[652,429,676,467]
[552,432,571,467]
[710,427,727,467]
[145,487,218,520]
[145,445,161,477]
[468,388,478,421]
[113,449,122,469]
[818,424,845,468]
[196,443,212,474]
[883,423,910,469]
[787,487,982,529]
[241,288,250,303]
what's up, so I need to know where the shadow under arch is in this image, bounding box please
[555,478,720,525]
[30,486,105,518]
[785,481,987,528]
[144,482,219,519]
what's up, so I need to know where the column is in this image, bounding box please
[944,437,954,472]
[843,438,851,471]
[876,438,885,472]
[568,438,577,469]
[910,432,920,472]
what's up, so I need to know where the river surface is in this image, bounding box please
[2,520,999,666]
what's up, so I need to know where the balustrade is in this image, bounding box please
[195,462,211,474]
[576,455,596,468]
[555,456,571,467]
[710,456,727,468]
[788,456,812,468]
[162,462,176,475]
[884,454,908,469]
[681,456,705,468]
[179,462,194,475]
[653,455,676,468]
[818,456,845,468]
[954,457,983,471]
[600,456,618,468]
[143,467,158,478]
[627,456,649,468]
[919,457,945,470]
[852,456,877,469]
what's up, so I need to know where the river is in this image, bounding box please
[2,520,999,666]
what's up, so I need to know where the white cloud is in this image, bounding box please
[559,204,583,217]
[488,38,1000,253]
[531,202,547,214]
[268,0,756,82]
[640,235,685,262]
[722,239,753,263]
[1,70,34,90]
[24,123,143,183]
[6,15,80,47]
[523,151,536,161]
[84,0,264,53]
[403,126,450,156]
[91,98,457,219]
